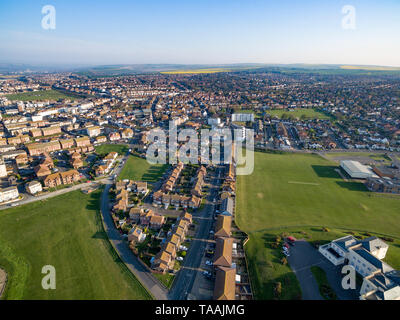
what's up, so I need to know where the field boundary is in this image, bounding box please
[97,187,154,300]
[249,224,400,240]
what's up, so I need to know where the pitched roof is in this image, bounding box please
[214,237,233,267]
[214,266,236,300]
[215,215,232,238]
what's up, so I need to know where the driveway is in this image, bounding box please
[288,240,358,300]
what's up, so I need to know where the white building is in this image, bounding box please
[0,186,19,203]
[340,160,378,179]
[0,157,7,178]
[26,181,43,195]
[87,126,101,137]
[231,113,255,122]
[319,236,400,300]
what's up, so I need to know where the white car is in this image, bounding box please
[176,256,184,261]
[205,260,213,266]
[179,246,188,251]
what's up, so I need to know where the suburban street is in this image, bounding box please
[168,166,222,300]
[97,151,169,300]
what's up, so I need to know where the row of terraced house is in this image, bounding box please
[151,211,193,273]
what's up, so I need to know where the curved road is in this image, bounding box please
[100,183,168,300]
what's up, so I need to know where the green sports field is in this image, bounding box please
[95,144,129,157]
[118,155,168,182]
[236,151,400,299]
[5,89,82,102]
[0,190,151,300]
[266,108,331,120]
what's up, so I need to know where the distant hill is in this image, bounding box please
[1,63,400,77]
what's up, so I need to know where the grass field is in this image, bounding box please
[5,90,82,102]
[323,152,392,163]
[266,108,331,120]
[95,144,129,157]
[236,151,400,299]
[118,155,168,183]
[0,190,151,300]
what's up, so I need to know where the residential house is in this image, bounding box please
[214,266,236,300]
[0,186,19,203]
[149,215,165,230]
[215,215,232,238]
[25,180,43,195]
[214,237,233,268]
[128,227,146,243]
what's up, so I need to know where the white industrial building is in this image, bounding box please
[340,160,378,179]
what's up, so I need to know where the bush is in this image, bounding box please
[322,227,330,232]
[274,282,282,298]
[280,257,288,265]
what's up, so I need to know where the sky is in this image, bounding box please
[0,0,399,67]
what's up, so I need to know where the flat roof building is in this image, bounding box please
[340,160,378,179]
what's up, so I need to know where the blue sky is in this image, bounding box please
[0,0,399,66]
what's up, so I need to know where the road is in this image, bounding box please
[98,152,168,300]
[0,179,106,211]
[168,166,223,300]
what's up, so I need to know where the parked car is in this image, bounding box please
[205,260,213,266]
[176,256,184,261]
[202,271,212,277]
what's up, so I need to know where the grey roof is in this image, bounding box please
[353,247,393,273]
[332,235,357,251]
[221,197,234,216]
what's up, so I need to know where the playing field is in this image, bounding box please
[118,155,168,183]
[95,144,129,157]
[266,108,331,120]
[5,89,82,102]
[0,190,151,300]
[323,152,392,163]
[236,151,400,299]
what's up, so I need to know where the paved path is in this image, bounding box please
[288,240,358,300]
[0,179,106,211]
[0,268,7,299]
[98,152,168,300]
[100,183,168,300]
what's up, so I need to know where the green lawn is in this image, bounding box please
[154,273,175,289]
[323,152,392,163]
[236,151,400,299]
[5,90,82,102]
[266,108,331,120]
[95,144,129,157]
[0,190,151,300]
[118,155,168,183]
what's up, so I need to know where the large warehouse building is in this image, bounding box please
[340,160,378,179]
